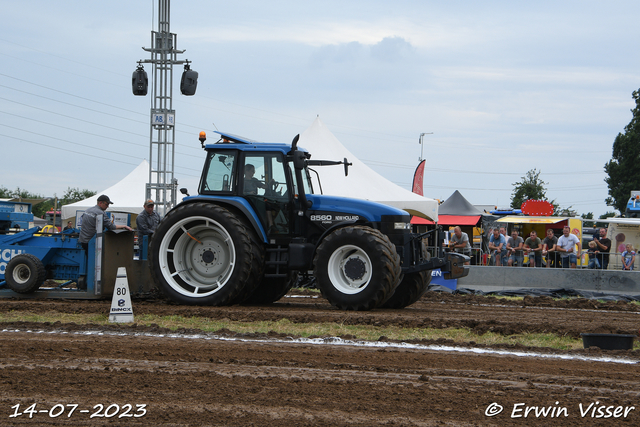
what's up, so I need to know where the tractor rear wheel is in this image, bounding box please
[314,226,401,310]
[149,203,256,305]
[5,254,46,294]
[229,235,265,305]
[380,270,431,309]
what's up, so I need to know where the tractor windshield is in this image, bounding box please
[200,151,237,193]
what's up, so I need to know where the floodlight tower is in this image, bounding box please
[132,0,198,215]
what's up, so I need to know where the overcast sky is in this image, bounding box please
[1,1,638,217]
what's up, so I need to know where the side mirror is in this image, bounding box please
[180,188,190,197]
[293,150,307,170]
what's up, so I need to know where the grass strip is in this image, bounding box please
[0,310,626,351]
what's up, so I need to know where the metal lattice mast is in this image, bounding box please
[139,0,189,215]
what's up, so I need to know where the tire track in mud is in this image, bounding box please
[2,355,639,397]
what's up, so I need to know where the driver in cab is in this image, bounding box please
[244,164,277,195]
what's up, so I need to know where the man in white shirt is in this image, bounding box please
[557,225,580,268]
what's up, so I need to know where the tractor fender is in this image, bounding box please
[175,196,268,242]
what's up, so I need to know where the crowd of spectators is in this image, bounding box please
[480,225,634,271]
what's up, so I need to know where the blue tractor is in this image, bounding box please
[149,131,469,310]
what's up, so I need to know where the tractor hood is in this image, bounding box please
[306,194,408,223]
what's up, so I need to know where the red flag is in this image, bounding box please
[412,160,425,196]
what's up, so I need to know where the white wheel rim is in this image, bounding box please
[12,264,31,285]
[158,215,236,298]
[327,244,372,294]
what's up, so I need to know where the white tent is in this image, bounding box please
[61,160,150,220]
[299,117,439,221]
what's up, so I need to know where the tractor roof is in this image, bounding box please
[205,131,307,154]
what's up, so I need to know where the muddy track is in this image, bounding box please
[0,291,639,425]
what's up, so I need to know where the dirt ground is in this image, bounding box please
[1,291,639,426]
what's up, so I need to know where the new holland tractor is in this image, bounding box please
[149,131,469,310]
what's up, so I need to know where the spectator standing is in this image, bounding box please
[621,244,635,271]
[557,225,580,269]
[488,229,506,266]
[449,226,471,265]
[63,221,73,231]
[78,195,133,252]
[593,228,611,270]
[524,230,543,267]
[506,230,524,267]
[136,199,161,240]
[499,227,510,266]
[542,229,558,268]
[586,241,600,269]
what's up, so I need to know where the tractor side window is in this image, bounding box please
[244,153,290,235]
[243,157,267,196]
[201,152,236,193]
[244,155,288,197]
[288,161,313,196]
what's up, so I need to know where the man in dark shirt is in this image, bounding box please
[593,228,611,270]
[542,229,558,268]
[78,195,133,252]
[136,199,161,239]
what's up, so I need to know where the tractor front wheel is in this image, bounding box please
[314,226,401,310]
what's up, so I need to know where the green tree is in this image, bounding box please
[596,211,617,228]
[604,88,640,213]
[555,205,577,217]
[581,212,594,227]
[0,186,12,198]
[510,169,551,210]
[60,187,96,206]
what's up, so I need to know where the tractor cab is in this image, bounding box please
[198,131,314,237]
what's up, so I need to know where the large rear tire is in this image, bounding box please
[229,235,265,305]
[149,203,255,305]
[314,226,401,310]
[380,270,431,309]
[5,254,46,294]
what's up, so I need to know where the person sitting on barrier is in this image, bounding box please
[488,228,506,266]
[449,226,471,265]
[586,240,600,269]
[621,244,635,271]
[78,195,133,253]
[524,230,543,267]
[542,229,558,268]
[506,230,524,267]
[557,225,580,269]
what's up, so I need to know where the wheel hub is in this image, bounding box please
[201,249,216,264]
[343,257,366,281]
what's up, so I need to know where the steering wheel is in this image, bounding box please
[269,180,280,194]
